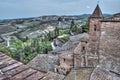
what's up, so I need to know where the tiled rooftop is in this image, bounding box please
[64,68,94,80]
[90,67,120,80]
[0,52,45,80]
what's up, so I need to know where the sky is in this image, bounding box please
[0,0,120,19]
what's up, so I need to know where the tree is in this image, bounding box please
[31,38,40,53]
[58,17,63,22]
[47,32,51,40]
[12,40,24,62]
[77,27,82,34]
[82,21,89,33]
[55,27,59,37]
[70,20,75,30]
[5,37,52,64]
[70,20,80,34]
[0,46,12,57]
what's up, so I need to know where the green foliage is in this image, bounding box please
[70,20,82,34]
[10,38,52,64]
[58,17,63,22]
[70,20,75,30]
[71,25,78,32]
[0,46,13,57]
[59,29,70,35]
[58,35,70,43]
[47,31,56,40]
[76,26,82,34]
[55,27,59,37]
[23,52,37,64]
[47,28,70,41]
[82,21,89,33]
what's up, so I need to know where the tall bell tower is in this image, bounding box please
[89,4,104,57]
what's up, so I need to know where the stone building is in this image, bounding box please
[90,13,120,80]
[73,4,104,68]
[54,53,73,75]
[74,37,89,68]
[54,33,89,75]
[65,4,120,80]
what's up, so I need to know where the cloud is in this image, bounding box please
[86,6,90,9]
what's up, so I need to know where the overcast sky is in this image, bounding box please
[0,0,120,19]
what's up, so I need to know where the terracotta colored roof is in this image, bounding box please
[90,4,104,18]
[0,52,45,80]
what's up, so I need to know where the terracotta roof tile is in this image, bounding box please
[2,62,22,72]
[13,68,37,79]
[0,75,9,80]
[25,71,45,80]
[0,57,11,62]
[5,65,29,77]
[0,53,5,57]
[0,55,9,61]
[0,52,46,80]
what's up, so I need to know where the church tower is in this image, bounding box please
[89,4,104,58]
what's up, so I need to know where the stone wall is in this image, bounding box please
[99,21,120,59]
[90,21,120,80]
[89,18,102,55]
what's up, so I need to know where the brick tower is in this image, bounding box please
[89,4,104,58]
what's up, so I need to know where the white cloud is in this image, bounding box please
[86,6,90,9]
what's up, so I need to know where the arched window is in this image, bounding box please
[94,24,97,31]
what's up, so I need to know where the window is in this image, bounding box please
[81,46,85,52]
[56,69,58,72]
[94,24,97,31]
[63,58,66,62]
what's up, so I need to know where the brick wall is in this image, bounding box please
[89,18,102,55]
[99,21,120,58]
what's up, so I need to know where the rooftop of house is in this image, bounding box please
[53,33,89,53]
[90,67,120,80]
[60,53,73,60]
[0,52,45,80]
[64,68,94,80]
[41,71,65,80]
[27,54,59,73]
